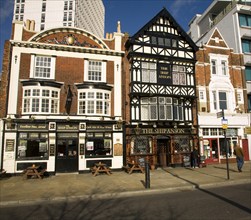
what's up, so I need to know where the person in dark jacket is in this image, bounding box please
[234,144,244,172]
[191,147,199,168]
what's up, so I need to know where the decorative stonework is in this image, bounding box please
[45,34,98,48]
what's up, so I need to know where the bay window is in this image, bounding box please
[78,90,110,116]
[142,62,157,83]
[211,90,227,111]
[141,97,183,121]
[23,87,59,114]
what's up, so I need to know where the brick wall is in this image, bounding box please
[0,41,11,118]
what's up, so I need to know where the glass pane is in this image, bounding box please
[159,105,165,119]
[141,105,149,120]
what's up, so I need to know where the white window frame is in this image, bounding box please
[22,86,60,114]
[172,65,186,85]
[211,90,228,111]
[84,60,106,82]
[237,90,244,104]
[78,89,111,116]
[199,89,206,101]
[209,54,229,76]
[142,62,157,83]
[30,55,56,79]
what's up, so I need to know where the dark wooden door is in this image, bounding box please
[56,138,78,173]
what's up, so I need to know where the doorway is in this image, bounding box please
[56,138,78,173]
[157,138,170,167]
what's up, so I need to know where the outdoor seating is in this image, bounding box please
[91,162,111,176]
[123,161,144,174]
[23,165,46,179]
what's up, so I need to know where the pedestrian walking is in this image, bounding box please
[191,147,199,168]
[234,144,244,172]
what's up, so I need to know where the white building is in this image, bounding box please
[13,0,105,38]
[188,0,251,112]
[189,0,251,162]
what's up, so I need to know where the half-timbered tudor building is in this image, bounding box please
[196,28,250,164]
[0,21,126,174]
[123,8,199,168]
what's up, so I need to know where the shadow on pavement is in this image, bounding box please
[163,168,251,215]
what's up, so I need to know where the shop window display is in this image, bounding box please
[85,132,112,157]
[17,133,48,159]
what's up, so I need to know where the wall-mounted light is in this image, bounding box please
[153,123,157,132]
[134,124,141,135]
[116,64,119,71]
[30,115,35,121]
[6,116,12,129]
[115,118,123,130]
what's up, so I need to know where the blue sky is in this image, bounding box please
[0,0,213,72]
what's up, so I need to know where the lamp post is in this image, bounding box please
[218,109,230,180]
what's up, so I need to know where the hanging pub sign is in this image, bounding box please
[157,63,172,85]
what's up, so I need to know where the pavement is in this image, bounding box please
[0,162,250,206]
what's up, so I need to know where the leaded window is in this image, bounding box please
[142,62,157,83]
[172,65,186,85]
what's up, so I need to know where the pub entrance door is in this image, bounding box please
[56,137,78,173]
[157,137,171,167]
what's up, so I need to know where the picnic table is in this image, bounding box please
[124,161,145,174]
[91,162,111,177]
[23,165,46,179]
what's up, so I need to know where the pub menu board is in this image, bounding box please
[50,144,55,156]
[6,139,15,152]
[80,144,85,155]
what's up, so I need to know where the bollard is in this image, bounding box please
[145,161,150,189]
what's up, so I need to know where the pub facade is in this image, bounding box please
[1,21,126,174]
[123,8,199,168]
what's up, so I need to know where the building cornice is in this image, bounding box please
[10,40,125,57]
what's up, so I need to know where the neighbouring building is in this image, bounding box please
[196,28,249,164]
[123,8,199,168]
[0,20,126,174]
[13,0,105,38]
[188,0,251,158]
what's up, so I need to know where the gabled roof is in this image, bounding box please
[125,7,198,51]
[206,28,229,48]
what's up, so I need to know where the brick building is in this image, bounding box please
[0,21,127,174]
[196,28,249,164]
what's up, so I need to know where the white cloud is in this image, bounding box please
[169,0,195,17]
[0,0,14,24]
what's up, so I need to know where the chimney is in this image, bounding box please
[26,19,31,30]
[30,20,35,31]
